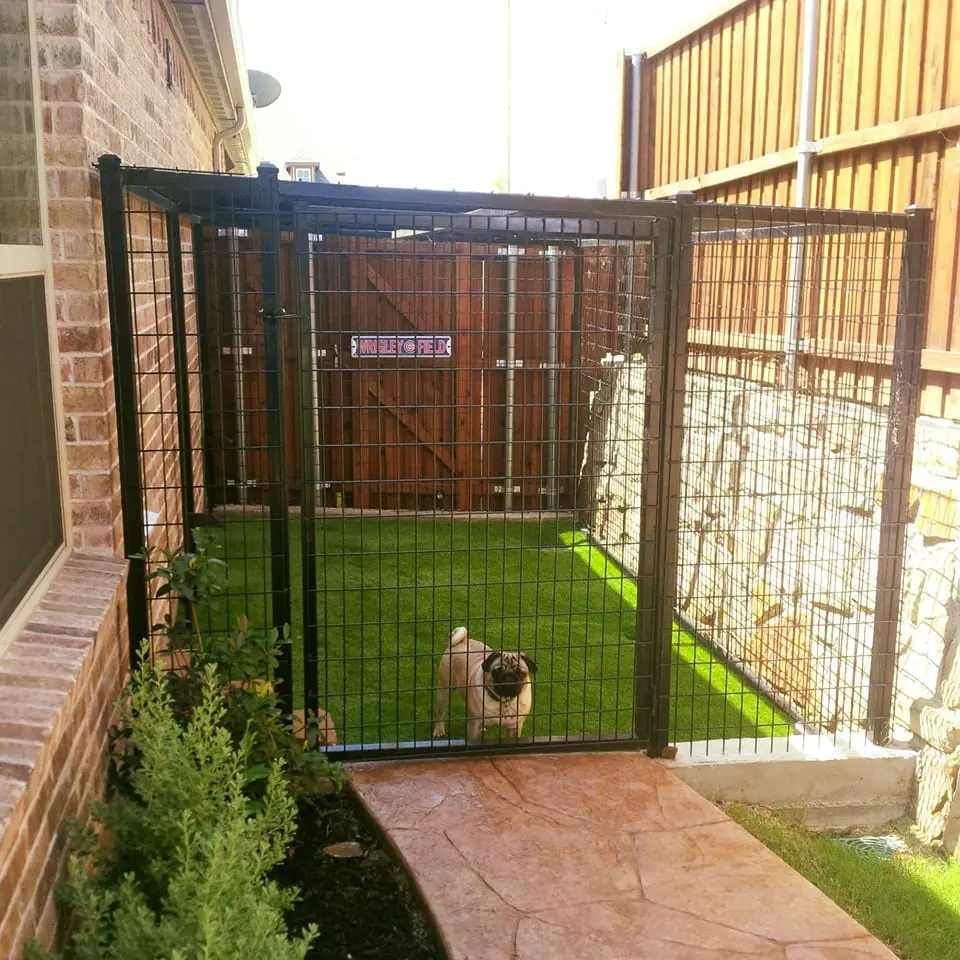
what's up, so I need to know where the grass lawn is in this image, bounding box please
[205,516,792,746]
[728,804,960,960]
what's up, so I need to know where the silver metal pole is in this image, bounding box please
[545,247,560,510]
[785,0,820,388]
[307,235,322,488]
[504,248,518,511]
[226,229,248,504]
[629,53,641,198]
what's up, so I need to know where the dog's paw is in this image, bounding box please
[433,724,446,738]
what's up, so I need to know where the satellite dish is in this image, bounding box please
[248,70,281,109]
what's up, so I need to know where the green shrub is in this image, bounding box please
[120,530,343,803]
[30,657,316,960]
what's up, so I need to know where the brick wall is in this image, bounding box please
[0,553,127,958]
[0,2,233,953]
[38,0,218,552]
[0,0,43,244]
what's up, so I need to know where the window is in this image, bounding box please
[0,0,68,641]
[294,167,312,182]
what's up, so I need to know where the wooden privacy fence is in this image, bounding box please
[619,0,959,414]
[201,229,583,512]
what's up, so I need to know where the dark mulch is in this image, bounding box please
[276,790,448,960]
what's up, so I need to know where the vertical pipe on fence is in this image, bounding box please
[545,246,560,510]
[98,154,149,666]
[259,162,295,717]
[784,0,820,388]
[192,223,217,516]
[868,206,931,743]
[568,246,584,519]
[297,219,320,717]
[503,247,518,511]
[226,228,249,503]
[635,194,694,755]
[628,53,642,198]
[166,210,195,546]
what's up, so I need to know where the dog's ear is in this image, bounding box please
[481,651,500,674]
[520,653,537,674]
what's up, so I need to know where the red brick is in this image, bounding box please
[77,412,108,438]
[47,197,92,230]
[81,527,116,551]
[71,501,113,527]
[52,260,98,291]
[57,322,105,354]
[0,741,40,780]
[62,291,106,326]
[66,442,111,471]
[56,166,92,196]
[60,230,99,261]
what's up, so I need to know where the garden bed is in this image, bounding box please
[277,790,446,960]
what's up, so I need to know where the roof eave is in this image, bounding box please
[170,0,258,173]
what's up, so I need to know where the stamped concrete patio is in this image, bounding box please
[350,753,897,960]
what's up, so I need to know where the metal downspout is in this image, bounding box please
[784,0,820,388]
[545,247,560,510]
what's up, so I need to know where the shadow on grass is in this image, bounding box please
[729,804,960,960]
[199,516,791,746]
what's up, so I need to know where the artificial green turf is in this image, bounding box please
[207,516,792,746]
[728,804,960,960]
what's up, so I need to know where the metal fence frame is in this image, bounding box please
[98,155,929,759]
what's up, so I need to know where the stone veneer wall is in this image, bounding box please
[585,359,888,732]
[899,418,960,854]
[584,361,960,854]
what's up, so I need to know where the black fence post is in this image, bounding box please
[259,162,295,717]
[166,210,195,546]
[635,193,694,756]
[295,217,320,716]
[99,154,149,667]
[868,205,931,744]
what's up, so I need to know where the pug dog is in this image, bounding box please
[433,626,537,742]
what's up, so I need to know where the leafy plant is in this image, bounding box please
[125,531,342,803]
[29,656,316,960]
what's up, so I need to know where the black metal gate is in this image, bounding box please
[100,156,928,760]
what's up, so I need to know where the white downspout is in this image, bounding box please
[503,248,518,511]
[212,105,246,173]
[784,0,820,388]
[544,247,560,510]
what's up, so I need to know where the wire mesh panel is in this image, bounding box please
[99,159,928,762]
[291,209,663,756]
[585,204,929,755]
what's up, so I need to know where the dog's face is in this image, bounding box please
[481,650,537,701]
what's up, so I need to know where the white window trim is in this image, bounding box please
[294,167,312,182]
[0,0,74,657]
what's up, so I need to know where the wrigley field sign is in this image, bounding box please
[350,335,452,359]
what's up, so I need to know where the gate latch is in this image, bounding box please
[258,308,301,322]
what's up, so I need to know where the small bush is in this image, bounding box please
[120,530,343,803]
[30,656,316,960]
